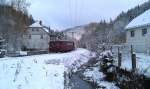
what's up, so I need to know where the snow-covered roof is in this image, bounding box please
[126,9,150,30]
[28,21,43,28]
[43,28,49,33]
[28,21,50,33]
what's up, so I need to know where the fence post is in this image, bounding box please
[131,45,133,54]
[131,45,136,72]
[118,47,122,69]
[110,46,112,53]
[132,52,136,72]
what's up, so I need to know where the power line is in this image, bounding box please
[75,0,77,25]
[68,0,73,26]
[77,0,84,26]
[81,0,85,25]
[68,0,85,27]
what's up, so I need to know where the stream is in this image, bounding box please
[70,73,94,89]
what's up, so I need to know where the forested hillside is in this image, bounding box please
[0,0,34,51]
[79,0,150,52]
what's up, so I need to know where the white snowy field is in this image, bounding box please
[0,48,95,89]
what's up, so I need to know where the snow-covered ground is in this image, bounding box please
[118,53,150,77]
[83,67,105,82]
[0,48,94,89]
[82,62,119,89]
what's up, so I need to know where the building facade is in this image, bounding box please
[22,21,50,51]
[126,9,150,53]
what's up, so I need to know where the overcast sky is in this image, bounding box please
[28,0,149,30]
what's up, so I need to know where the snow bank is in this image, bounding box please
[45,48,95,71]
[97,81,119,89]
[0,48,94,89]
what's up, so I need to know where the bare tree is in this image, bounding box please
[10,0,30,13]
[0,0,7,5]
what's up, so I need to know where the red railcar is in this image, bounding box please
[49,40,75,52]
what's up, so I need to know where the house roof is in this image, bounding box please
[28,21,51,33]
[43,28,49,33]
[126,9,150,30]
[28,21,43,28]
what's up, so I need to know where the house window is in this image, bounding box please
[130,30,135,37]
[23,35,27,39]
[142,28,147,36]
[36,29,39,31]
[32,28,34,31]
[40,35,43,39]
[29,34,31,39]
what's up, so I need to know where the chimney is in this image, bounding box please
[39,20,42,25]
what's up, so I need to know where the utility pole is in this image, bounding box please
[70,32,77,48]
[47,26,53,41]
[64,32,67,40]
[71,32,75,39]
[118,47,122,69]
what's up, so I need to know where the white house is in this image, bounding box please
[125,9,150,53]
[64,26,86,41]
[22,21,50,51]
